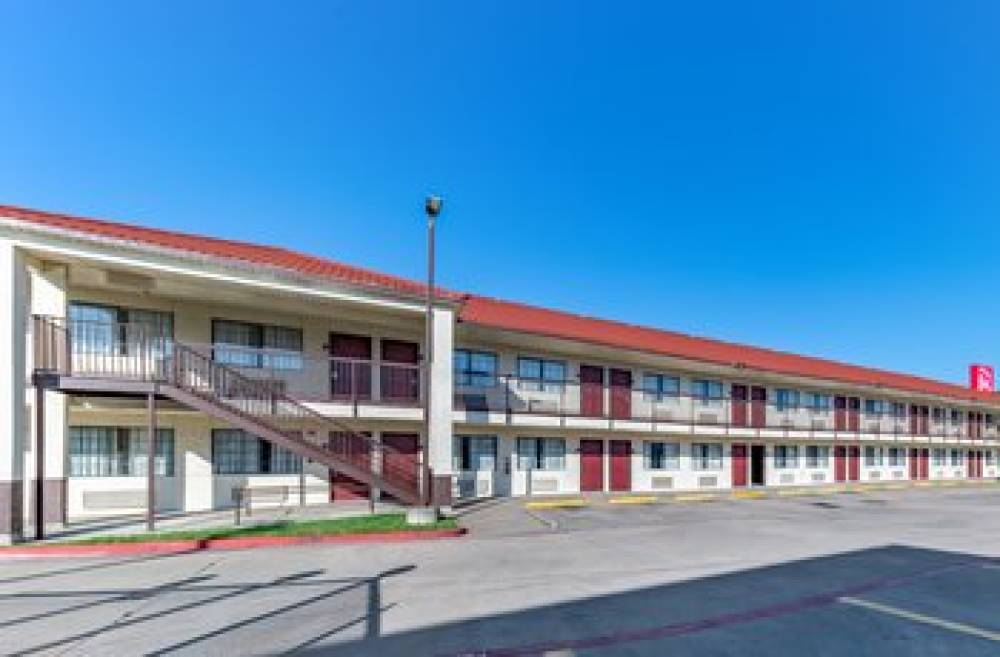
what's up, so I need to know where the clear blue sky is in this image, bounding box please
[2,1,999,385]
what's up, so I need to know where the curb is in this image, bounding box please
[0,528,466,560]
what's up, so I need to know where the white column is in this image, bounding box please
[427,307,454,481]
[181,421,214,512]
[0,241,29,543]
[29,262,68,530]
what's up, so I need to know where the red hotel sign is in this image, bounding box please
[970,364,995,392]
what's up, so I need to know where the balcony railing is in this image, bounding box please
[43,319,425,409]
[454,375,999,442]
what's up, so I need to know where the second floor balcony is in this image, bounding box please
[453,374,999,444]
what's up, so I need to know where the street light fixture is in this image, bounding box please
[423,195,442,507]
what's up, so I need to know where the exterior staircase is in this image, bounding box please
[32,315,427,505]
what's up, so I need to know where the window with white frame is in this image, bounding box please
[806,393,832,412]
[864,399,886,416]
[933,448,947,466]
[774,445,799,469]
[517,358,566,392]
[453,436,498,471]
[950,409,962,424]
[212,320,303,370]
[691,443,723,470]
[693,380,723,407]
[950,449,963,466]
[642,374,680,402]
[890,403,906,419]
[643,441,680,470]
[775,389,800,412]
[69,426,175,477]
[69,303,174,357]
[986,451,995,466]
[932,407,945,423]
[888,447,905,467]
[805,445,829,468]
[516,438,566,471]
[454,350,498,388]
[865,446,884,467]
[212,429,302,474]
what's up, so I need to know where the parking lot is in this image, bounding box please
[2,485,1000,655]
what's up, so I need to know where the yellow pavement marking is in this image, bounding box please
[608,496,659,505]
[672,493,718,503]
[525,498,588,510]
[731,490,768,500]
[839,597,1000,642]
[914,481,935,488]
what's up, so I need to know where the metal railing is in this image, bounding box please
[33,316,426,503]
[453,374,999,442]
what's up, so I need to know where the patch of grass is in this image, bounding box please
[51,513,458,545]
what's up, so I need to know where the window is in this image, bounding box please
[775,389,800,412]
[774,445,799,469]
[806,393,832,412]
[693,380,723,406]
[642,374,680,401]
[69,303,173,356]
[212,320,303,370]
[987,451,995,466]
[516,438,565,471]
[517,358,566,392]
[453,436,497,471]
[888,448,905,467]
[454,350,498,388]
[865,446,884,467]
[932,407,944,422]
[950,409,962,424]
[890,403,906,419]
[643,441,680,470]
[932,449,946,466]
[805,445,829,468]
[692,443,723,470]
[69,427,174,477]
[950,449,963,466]
[864,399,886,416]
[212,429,302,474]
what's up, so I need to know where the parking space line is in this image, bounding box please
[838,596,1000,643]
[524,499,587,510]
[608,496,659,505]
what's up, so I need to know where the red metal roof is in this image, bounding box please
[0,203,460,301]
[460,295,999,403]
[3,203,993,403]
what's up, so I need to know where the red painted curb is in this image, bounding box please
[0,527,466,560]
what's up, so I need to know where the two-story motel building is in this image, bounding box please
[2,204,998,543]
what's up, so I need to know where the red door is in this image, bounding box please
[967,450,976,478]
[920,407,930,435]
[919,448,929,480]
[909,448,919,480]
[330,333,372,400]
[834,446,847,482]
[847,446,861,481]
[381,432,420,500]
[580,439,604,492]
[609,440,631,491]
[732,444,748,487]
[580,366,605,418]
[834,397,848,431]
[750,386,767,428]
[909,406,920,436]
[609,369,632,420]
[329,431,371,501]
[731,385,749,427]
[381,340,420,402]
[848,398,861,432]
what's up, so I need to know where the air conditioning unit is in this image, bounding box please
[528,399,558,413]
[811,472,826,482]
[780,473,795,484]
[812,420,827,430]
[892,471,904,480]
[869,471,882,480]
[531,478,559,493]
[781,419,795,428]
[867,423,880,433]
[698,475,718,488]
[698,413,720,424]
[651,476,674,490]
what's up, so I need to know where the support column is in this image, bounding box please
[427,307,455,496]
[147,392,156,532]
[29,262,68,531]
[0,241,29,544]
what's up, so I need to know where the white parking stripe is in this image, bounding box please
[838,596,1000,642]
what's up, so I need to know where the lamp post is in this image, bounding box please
[423,195,442,507]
